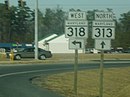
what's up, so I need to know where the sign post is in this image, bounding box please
[74,49,78,95]
[99,50,104,97]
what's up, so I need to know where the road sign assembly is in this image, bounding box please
[92,11,115,51]
[65,11,88,96]
[65,11,116,97]
[93,11,115,97]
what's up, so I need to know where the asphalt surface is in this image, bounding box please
[0,61,130,97]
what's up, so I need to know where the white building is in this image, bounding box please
[38,34,84,53]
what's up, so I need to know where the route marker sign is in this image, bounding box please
[65,20,88,38]
[92,21,115,39]
[69,39,85,49]
[95,39,111,50]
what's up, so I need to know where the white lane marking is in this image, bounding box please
[0,65,99,78]
[0,67,72,78]
[0,62,129,78]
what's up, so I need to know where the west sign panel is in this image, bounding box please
[68,12,86,20]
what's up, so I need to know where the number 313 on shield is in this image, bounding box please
[92,27,115,39]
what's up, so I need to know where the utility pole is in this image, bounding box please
[18,0,23,7]
[4,0,11,42]
[4,0,9,10]
[35,0,38,60]
[18,0,26,7]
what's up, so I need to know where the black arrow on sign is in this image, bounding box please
[101,41,106,49]
[72,41,82,48]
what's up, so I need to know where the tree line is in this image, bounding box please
[0,2,130,49]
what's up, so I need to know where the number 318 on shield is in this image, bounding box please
[65,27,88,38]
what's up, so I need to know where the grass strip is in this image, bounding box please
[33,67,130,97]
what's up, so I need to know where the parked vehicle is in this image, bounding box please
[123,48,130,53]
[8,48,52,60]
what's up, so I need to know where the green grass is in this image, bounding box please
[33,67,130,97]
[0,53,130,64]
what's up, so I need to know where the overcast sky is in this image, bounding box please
[0,0,130,18]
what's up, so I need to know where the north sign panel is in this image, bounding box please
[95,12,114,20]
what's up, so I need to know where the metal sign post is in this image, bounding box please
[99,50,104,97]
[74,49,78,96]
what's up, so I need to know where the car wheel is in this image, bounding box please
[14,55,21,60]
[39,55,46,60]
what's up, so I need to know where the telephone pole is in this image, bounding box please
[18,0,23,7]
[4,0,9,10]
[35,0,38,60]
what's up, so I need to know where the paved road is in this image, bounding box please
[0,61,130,97]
